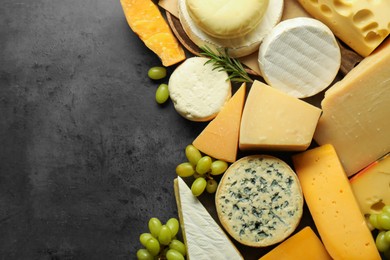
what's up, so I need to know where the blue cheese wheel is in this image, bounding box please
[215,155,303,247]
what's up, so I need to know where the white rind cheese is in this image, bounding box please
[186,0,269,39]
[174,177,243,260]
[216,155,303,247]
[168,57,231,121]
[178,0,284,58]
[258,17,341,98]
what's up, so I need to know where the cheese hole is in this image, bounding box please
[333,0,352,16]
[361,22,378,33]
[309,0,319,5]
[320,5,332,16]
[371,200,385,212]
[353,9,374,25]
[364,31,383,45]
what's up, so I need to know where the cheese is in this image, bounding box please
[314,37,390,176]
[168,57,231,121]
[292,144,381,260]
[350,154,390,218]
[259,227,332,260]
[174,177,243,260]
[258,17,341,98]
[186,0,269,39]
[239,80,321,151]
[297,0,390,57]
[192,83,246,163]
[215,155,303,247]
[178,0,283,58]
[120,0,185,66]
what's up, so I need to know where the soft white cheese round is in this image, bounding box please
[258,17,341,98]
[186,0,269,39]
[179,0,284,58]
[215,155,303,247]
[168,57,231,122]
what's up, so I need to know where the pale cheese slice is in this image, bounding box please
[239,80,321,151]
[178,0,283,58]
[258,17,341,98]
[193,83,246,163]
[174,177,243,260]
[186,0,269,39]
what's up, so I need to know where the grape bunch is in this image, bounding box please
[369,205,390,257]
[136,217,186,260]
[176,144,228,196]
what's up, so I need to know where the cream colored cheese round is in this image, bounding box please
[258,17,341,98]
[168,57,231,122]
[186,0,269,39]
[216,155,303,247]
[179,0,283,58]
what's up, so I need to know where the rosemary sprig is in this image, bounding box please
[199,46,253,83]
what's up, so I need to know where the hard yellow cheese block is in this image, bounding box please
[292,144,381,260]
[259,227,331,260]
[314,37,390,176]
[350,154,390,217]
[239,80,321,151]
[193,83,246,162]
[298,0,390,57]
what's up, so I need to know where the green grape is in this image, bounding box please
[158,225,172,245]
[185,145,202,166]
[145,237,161,256]
[166,249,185,260]
[136,248,154,260]
[378,212,390,230]
[148,217,162,237]
[166,218,179,238]
[140,233,154,247]
[196,156,212,175]
[155,84,169,104]
[206,179,218,193]
[383,205,390,215]
[148,66,166,80]
[210,160,228,175]
[369,214,381,230]
[385,230,390,243]
[376,231,390,252]
[176,162,195,177]
[169,239,186,256]
[191,177,207,196]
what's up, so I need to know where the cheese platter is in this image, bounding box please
[120,0,390,259]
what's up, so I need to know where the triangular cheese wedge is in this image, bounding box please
[192,83,246,162]
[174,177,243,260]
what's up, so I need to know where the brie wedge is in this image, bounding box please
[174,177,243,260]
[258,17,341,98]
[178,0,284,58]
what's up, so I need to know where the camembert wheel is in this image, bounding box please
[215,155,303,247]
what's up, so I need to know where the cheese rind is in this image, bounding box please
[292,144,381,260]
[178,0,283,58]
[168,57,231,121]
[216,155,303,247]
[297,0,390,57]
[350,154,390,217]
[193,83,246,163]
[239,80,321,151]
[174,177,243,259]
[259,227,332,260]
[186,0,269,39]
[314,37,390,176]
[258,17,341,98]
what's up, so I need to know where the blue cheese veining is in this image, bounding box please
[215,155,304,247]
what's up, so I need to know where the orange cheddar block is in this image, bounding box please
[120,0,185,66]
[192,83,246,163]
[292,144,381,260]
[259,227,331,260]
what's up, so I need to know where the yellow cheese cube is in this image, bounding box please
[292,144,381,260]
[239,80,321,151]
[259,227,331,260]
